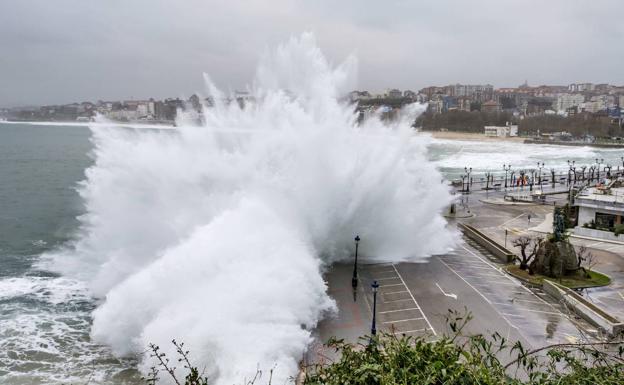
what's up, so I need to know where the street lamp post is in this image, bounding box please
[371,280,379,338]
[503,164,511,188]
[596,158,603,181]
[464,167,472,193]
[567,160,575,186]
[536,162,544,186]
[351,235,360,289]
[550,168,556,188]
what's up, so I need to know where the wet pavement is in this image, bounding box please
[311,238,603,366]
[310,183,623,366]
[459,186,624,322]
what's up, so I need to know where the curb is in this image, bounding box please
[502,266,542,288]
[543,280,624,337]
[570,233,624,246]
[479,199,535,206]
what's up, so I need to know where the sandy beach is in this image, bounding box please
[423,130,526,143]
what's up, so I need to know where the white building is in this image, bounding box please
[568,83,595,92]
[574,185,624,242]
[484,123,518,137]
[582,99,607,113]
[554,93,584,113]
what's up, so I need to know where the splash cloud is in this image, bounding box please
[54,33,454,384]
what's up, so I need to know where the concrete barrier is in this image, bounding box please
[543,280,624,337]
[574,226,624,243]
[458,223,515,263]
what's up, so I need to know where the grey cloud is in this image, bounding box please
[0,0,623,106]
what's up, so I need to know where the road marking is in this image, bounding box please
[392,264,437,336]
[383,317,424,324]
[473,281,518,287]
[438,258,492,305]
[374,277,400,281]
[382,290,409,295]
[499,212,528,228]
[379,283,404,288]
[383,298,414,304]
[368,269,396,274]
[435,283,458,300]
[379,307,420,314]
[441,263,494,270]
[511,298,546,304]
[500,312,525,318]
[460,273,505,278]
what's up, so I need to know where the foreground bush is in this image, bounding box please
[303,313,624,385]
[146,313,623,385]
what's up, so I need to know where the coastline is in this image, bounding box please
[421,130,624,148]
[422,130,525,143]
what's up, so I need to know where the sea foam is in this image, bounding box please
[54,33,454,384]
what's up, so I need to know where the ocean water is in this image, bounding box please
[3,36,624,385]
[0,123,140,383]
[2,122,624,384]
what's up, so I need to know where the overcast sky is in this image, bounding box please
[1,0,623,107]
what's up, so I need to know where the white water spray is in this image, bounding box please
[53,33,454,384]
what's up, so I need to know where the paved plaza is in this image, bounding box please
[310,184,624,366]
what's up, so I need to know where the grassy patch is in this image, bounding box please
[505,265,611,289]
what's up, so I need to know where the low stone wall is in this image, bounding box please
[574,227,624,243]
[458,223,515,263]
[543,280,624,336]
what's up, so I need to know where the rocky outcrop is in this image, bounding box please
[530,240,578,278]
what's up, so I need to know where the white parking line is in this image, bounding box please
[382,290,409,295]
[442,263,495,270]
[382,317,424,324]
[379,307,420,314]
[461,273,506,278]
[473,281,518,287]
[392,264,438,336]
[372,277,396,281]
[379,283,404,288]
[512,298,546,305]
[383,298,414,304]
[375,277,400,281]
[500,312,525,318]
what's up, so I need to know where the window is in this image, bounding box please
[595,212,616,229]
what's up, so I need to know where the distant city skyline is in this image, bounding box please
[1,0,623,107]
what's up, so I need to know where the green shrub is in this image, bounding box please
[147,312,624,385]
[304,312,624,385]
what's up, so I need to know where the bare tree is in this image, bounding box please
[577,246,598,277]
[512,236,542,270]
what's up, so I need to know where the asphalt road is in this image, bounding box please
[311,239,601,366]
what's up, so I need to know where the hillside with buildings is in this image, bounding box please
[350,82,624,140]
[2,82,623,140]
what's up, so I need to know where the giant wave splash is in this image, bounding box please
[54,33,455,384]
